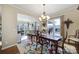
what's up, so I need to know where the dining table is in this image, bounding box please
[27,33,62,54]
[39,34,62,53]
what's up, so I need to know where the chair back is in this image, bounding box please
[62,31,68,47]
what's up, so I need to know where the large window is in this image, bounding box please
[17,13,39,35]
[17,13,39,42]
[47,17,61,37]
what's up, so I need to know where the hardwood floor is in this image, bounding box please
[0,45,20,54]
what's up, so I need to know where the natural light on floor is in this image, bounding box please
[21,35,28,41]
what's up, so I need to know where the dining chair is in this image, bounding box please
[57,32,68,53]
[68,29,79,44]
[57,38,66,53]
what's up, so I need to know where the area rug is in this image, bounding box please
[24,42,77,54]
[18,39,77,54]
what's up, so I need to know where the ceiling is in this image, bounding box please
[12,4,76,17]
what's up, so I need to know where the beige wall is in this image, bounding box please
[2,5,17,49]
[64,10,79,36]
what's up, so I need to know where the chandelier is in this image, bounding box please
[39,4,50,21]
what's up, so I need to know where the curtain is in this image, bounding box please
[60,15,65,38]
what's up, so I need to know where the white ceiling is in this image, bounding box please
[12,4,76,17]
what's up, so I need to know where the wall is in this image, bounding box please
[51,5,79,36]
[2,5,17,49]
[64,10,79,36]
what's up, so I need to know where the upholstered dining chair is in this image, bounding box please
[68,29,79,45]
[68,30,79,38]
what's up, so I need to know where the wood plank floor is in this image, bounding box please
[0,45,20,54]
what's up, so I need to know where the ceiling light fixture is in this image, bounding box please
[39,4,50,21]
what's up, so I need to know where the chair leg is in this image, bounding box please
[36,44,37,50]
[41,45,43,54]
[62,47,65,54]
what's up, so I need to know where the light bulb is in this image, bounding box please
[42,15,46,19]
[39,17,42,21]
[41,15,44,18]
[47,16,50,20]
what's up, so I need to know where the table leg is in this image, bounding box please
[55,42,58,54]
[36,37,37,50]
[31,36,33,44]
[41,44,43,54]
[41,39,43,54]
[35,36,39,51]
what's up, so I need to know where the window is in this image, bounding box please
[17,13,39,35]
[17,13,39,42]
[47,17,61,37]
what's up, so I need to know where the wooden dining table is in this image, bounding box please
[39,35,62,53]
[27,33,62,54]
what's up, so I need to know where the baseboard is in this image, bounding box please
[1,43,17,50]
